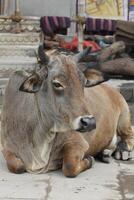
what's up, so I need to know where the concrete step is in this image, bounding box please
[0,56,37,63]
[0,56,38,71]
[0,33,40,46]
[0,45,38,57]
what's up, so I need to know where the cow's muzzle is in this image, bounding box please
[73,115,96,132]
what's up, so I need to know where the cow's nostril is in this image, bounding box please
[80,117,90,128]
[73,115,96,133]
[78,116,96,132]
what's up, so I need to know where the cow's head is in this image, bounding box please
[19,45,108,133]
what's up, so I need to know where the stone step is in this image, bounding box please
[0,56,37,63]
[0,56,38,71]
[0,33,40,46]
[0,18,40,33]
[0,45,38,57]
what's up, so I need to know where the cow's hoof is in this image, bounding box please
[96,150,112,164]
[86,156,95,167]
[101,155,111,164]
[113,141,132,161]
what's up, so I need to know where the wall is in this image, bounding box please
[5,0,76,36]
[12,0,76,17]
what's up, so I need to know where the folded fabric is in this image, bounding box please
[85,18,116,32]
[40,16,71,36]
[115,20,134,46]
[59,35,101,52]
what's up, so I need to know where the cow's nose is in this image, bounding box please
[74,116,96,132]
[80,116,96,132]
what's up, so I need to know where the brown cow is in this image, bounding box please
[1,46,134,177]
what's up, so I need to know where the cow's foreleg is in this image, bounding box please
[2,150,26,174]
[62,144,94,178]
[114,111,134,160]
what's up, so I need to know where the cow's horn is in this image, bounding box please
[75,46,92,63]
[38,45,49,65]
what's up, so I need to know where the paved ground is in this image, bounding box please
[0,152,134,200]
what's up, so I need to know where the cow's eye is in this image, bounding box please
[52,80,64,90]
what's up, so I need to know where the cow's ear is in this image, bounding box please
[19,73,43,93]
[84,69,109,87]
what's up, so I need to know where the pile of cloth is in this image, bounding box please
[43,34,113,53]
[58,35,101,52]
[40,15,118,52]
[40,15,134,79]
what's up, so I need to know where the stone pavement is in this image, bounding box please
[0,152,134,200]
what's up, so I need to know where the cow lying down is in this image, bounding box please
[1,46,134,177]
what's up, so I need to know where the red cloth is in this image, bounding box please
[59,35,101,52]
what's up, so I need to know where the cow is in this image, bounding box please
[1,46,134,177]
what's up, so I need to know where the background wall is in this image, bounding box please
[21,0,73,17]
[7,0,76,17]
[2,0,76,36]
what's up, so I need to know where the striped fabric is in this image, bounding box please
[85,18,116,32]
[40,16,71,36]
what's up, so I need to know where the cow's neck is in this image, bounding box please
[26,93,57,173]
[34,92,55,134]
